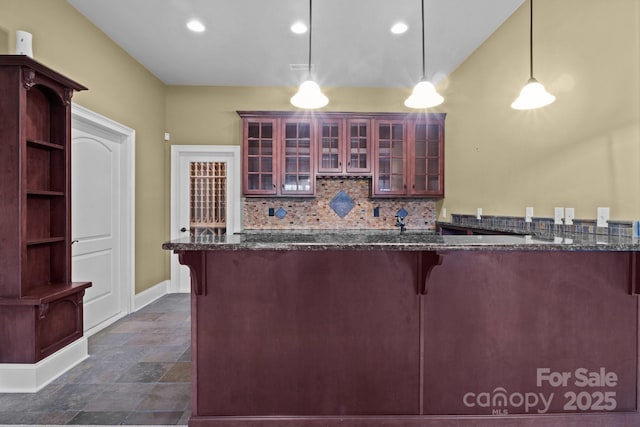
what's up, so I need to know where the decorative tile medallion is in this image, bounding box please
[329,190,355,219]
[397,207,409,218]
[275,207,287,219]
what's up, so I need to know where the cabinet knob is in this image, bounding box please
[180,227,187,232]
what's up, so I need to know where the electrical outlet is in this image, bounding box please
[441,207,447,219]
[554,207,564,225]
[476,208,482,220]
[565,208,575,225]
[597,207,609,227]
[525,207,534,223]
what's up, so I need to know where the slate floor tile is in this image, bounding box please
[123,410,184,425]
[67,410,131,425]
[160,362,192,382]
[136,383,191,411]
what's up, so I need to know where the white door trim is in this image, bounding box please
[170,145,242,293]
[72,104,136,333]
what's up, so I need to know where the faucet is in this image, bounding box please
[395,215,406,233]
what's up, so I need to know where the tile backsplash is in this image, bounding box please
[243,178,437,231]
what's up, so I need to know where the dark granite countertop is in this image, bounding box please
[162,229,640,252]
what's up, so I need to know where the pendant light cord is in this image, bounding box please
[421,0,426,79]
[529,0,534,79]
[308,0,313,79]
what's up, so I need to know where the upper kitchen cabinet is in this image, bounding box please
[409,115,445,197]
[373,119,407,196]
[239,111,445,198]
[281,118,314,196]
[240,112,315,197]
[242,117,279,196]
[317,116,371,176]
[372,113,446,198]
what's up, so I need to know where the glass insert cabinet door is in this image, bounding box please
[413,121,443,196]
[245,120,276,194]
[347,119,370,173]
[282,119,314,195]
[319,119,342,173]
[375,121,406,194]
[190,161,227,237]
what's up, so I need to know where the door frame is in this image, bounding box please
[72,104,136,335]
[170,145,242,293]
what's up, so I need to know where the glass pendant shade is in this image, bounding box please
[290,0,328,109]
[511,77,555,110]
[405,0,443,109]
[290,80,329,109]
[404,80,444,109]
[511,0,555,110]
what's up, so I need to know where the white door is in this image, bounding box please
[72,106,135,335]
[170,146,241,293]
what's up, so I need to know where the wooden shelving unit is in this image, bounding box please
[0,55,91,363]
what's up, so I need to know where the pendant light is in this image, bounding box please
[511,0,555,110]
[404,0,444,109]
[290,0,328,109]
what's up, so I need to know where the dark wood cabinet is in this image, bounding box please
[0,55,91,363]
[243,118,278,196]
[241,113,315,196]
[409,117,445,197]
[317,117,371,175]
[373,119,407,196]
[240,111,444,198]
[372,114,445,198]
[281,118,314,196]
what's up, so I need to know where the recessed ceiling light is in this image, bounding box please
[391,22,408,34]
[187,20,206,33]
[290,21,308,34]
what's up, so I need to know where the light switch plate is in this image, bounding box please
[597,207,609,227]
[476,208,482,220]
[441,207,447,219]
[554,207,564,225]
[525,207,534,223]
[565,208,575,225]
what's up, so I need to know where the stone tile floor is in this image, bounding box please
[0,293,191,425]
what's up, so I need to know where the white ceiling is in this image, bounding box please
[66,0,524,87]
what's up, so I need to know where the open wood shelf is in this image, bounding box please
[26,139,64,151]
[0,282,92,306]
[26,237,66,246]
[27,190,65,197]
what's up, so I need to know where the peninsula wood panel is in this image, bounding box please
[177,247,640,426]
[423,251,637,415]
[188,250,421,416]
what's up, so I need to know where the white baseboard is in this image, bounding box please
[134,280,170,311]
[0,337,88,393]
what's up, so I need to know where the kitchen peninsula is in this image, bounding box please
[163,231,640,427]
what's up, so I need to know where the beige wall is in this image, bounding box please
[1,0,168,293]
[164,85,414,146]
[442,0,640,221]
